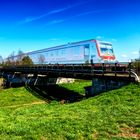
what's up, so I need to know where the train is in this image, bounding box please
[6,39,116,64]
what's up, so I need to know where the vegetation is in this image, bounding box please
[0,55,3,65]
[2,50,34,66]
[0,82,139,139]
[38,54,46,64]
[21,56,34,65]
[132,59,140,75]
[131,51,140,76]
[4,55,34,66]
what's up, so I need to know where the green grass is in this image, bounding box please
[0,82,140,139]
[0,87,42,107]
[59,80,91,94]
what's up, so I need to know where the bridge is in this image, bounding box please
[0,63,139,95]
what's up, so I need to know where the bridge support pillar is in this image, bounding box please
[85,78,129,97]
[90,78,107,96]
[2,72,26,88]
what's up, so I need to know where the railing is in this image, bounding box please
[0,62,137,81]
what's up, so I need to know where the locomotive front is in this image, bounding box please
[96,40,116,63]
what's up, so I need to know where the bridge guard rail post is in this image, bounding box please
[115,63,117,77]
[92,63,94,75]
[102,63,104,76]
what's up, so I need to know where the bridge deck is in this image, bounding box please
[0,63,136,82]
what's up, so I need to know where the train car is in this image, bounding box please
[26,39,116,64]
[5,39,116,64]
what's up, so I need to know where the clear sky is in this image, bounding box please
[0,0,140,61]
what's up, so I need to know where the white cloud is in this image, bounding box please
[46,19,65,26]
[121,54,127,58]
[19,1,110,25]
[44,9,109,27]
[96,36,104,39]
[18,2,86,24]
[131,51,139,55]
[49,38,61,41]
[72,9,110,19]
[111,39,117,42]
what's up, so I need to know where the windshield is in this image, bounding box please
[99,43,114,56]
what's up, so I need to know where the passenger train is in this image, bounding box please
[7,39,116,64]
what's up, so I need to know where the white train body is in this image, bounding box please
[6,39,116,64]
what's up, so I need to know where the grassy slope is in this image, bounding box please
[0,82,140,140]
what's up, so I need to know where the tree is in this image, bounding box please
[21,56,34,65]
[0,55,3,65]
[4,57,11,66]
[38,54,46,64]
[10,51,15,62]
[16,50,25,65]
[17,50,24,60]
[132,59,140,76]
[8,51,15,65]
[132,49,140,75]
[4,52,15,66]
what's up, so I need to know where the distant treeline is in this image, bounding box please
[0,50,34,66]
[0,50,47,66]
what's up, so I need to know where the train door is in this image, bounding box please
[90,42,98,63]
[84,44,90,63]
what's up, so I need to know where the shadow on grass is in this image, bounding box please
[25,85,85,103]
[24,80,133,104]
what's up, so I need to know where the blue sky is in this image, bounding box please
[0,0,140,61]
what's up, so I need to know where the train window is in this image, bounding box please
[55,50,58,56]
[61,49,66,56]
[50,52,53,56]
[45,52,48,57]
[47,52,51,57]
[57,50,60,56]
[99,43,114,56]
[74,46,81,55]
[84,45,89,56]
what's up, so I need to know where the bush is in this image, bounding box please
[132,59,140,75]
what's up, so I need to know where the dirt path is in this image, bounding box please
[1,101,47,108]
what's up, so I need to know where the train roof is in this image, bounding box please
[26,38,97,55]
[5,39,96,59]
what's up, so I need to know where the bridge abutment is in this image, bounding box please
[85,78,129,97]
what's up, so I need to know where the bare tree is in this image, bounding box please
[9,51,15,63]
[38,54,46,64]
[16,49,25,65]
[5,57,11,66]
[4,51,15,65]
[17,49,24,60]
